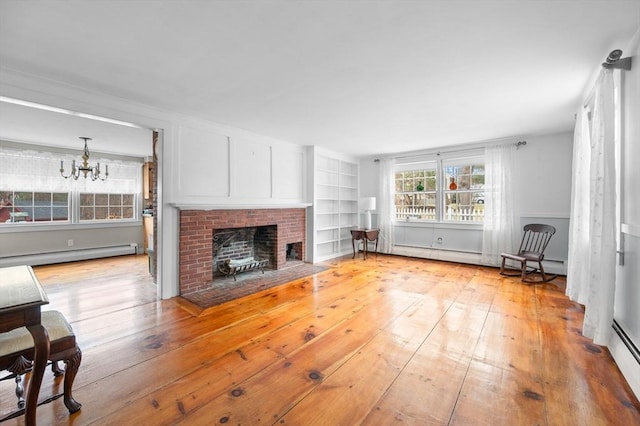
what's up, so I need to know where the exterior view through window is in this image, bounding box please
[80,193,135,221]
[0,191,69,223]
[394,157,485,222]
[1,190,136,224]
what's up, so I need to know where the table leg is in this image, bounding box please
[363,238,368,260]
[352,237,356,259]
[25,323,50,426]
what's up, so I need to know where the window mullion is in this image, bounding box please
[436,159,443,222]
[72,190,78,224]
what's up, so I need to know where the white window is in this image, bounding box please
[394,155,485,223]
[79,193,135,221]
[0,191,69,223]
[1,145,142,226]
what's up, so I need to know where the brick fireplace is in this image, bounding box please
[179,208,306,295]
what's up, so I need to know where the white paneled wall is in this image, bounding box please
[173,124,306,205]
[231,137,272,198]
[272,146,306,200]
[177,126,229,198]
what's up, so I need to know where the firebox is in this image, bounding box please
[213,225,277,277]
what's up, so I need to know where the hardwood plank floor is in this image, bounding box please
[1,254,638,425]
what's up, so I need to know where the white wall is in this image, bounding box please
[512,132,573,218]
[609,27,640,399]
[359,131,573,269]
[0,223,143,261]
[171,123,306,206]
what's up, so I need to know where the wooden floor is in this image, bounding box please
[2,254,639,425]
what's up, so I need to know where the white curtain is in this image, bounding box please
[0,146,142,193]
[377,157,395,253]
[566,69,617,346]
[565,109,591,303]
[481,143,517,266]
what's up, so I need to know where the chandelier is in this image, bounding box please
[60,137,108,181]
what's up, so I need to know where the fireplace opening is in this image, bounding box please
[286,242,303,262]
[179,208,306,295]
[213,225,276,279]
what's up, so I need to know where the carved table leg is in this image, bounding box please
[63,347,82,413]
[25,323,50,426]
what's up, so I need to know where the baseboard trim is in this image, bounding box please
[0,244,138,267]
[610,321,640,399]
[391,245,566,274]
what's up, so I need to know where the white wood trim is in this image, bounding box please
[171,202,311,210]
[609,331,640,399]
[621,223,640,237]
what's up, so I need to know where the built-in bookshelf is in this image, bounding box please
[313,154,358,262]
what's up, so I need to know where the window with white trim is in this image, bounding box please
[79,193,135,221]
[394,155,485,223]
[1,145,141,225]
[0,191,69,223]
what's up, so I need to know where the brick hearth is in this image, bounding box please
[179,208,306,295]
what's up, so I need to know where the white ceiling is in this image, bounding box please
[0,100,153,157]
[0,0,638,157]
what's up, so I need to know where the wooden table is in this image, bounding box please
[0,265,50,426]
[350,228,380,260]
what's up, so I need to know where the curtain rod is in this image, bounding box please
[602,49,632,70]
[373,140,526,162]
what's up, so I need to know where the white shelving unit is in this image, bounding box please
[312,153,359,262]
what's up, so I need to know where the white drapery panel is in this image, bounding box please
[566,69,617,346]
[0,146,142,193]
[377,157,395,253]
[566,109,591,303]
[481,143,517,266]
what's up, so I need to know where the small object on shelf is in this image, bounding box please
[416,182,424,191]
[449,177,457,190]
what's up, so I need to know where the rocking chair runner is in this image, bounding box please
[500,223,558,283]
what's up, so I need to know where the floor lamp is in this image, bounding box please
[359,197,376,230]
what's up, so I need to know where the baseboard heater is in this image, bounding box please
[0,244,138,268]
[613,320,640,365]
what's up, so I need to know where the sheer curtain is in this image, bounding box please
[481,143,517,266]
[0,146,141,193]
[377,157,395,253]
[565,109,591,303]
[566,69,617,346]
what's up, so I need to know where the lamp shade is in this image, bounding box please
[359,197,376,211]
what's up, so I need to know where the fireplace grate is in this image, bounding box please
[217,257,269,281]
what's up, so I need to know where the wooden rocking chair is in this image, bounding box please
[500,223,558,283]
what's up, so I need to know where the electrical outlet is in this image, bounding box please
[68,239,74,247]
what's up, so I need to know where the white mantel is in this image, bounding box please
[171,202,312,211]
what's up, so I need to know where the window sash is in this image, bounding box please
[1,191,70,224]
[1,145,142,226]
[393,155,484,223]
[79,192,136,222]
